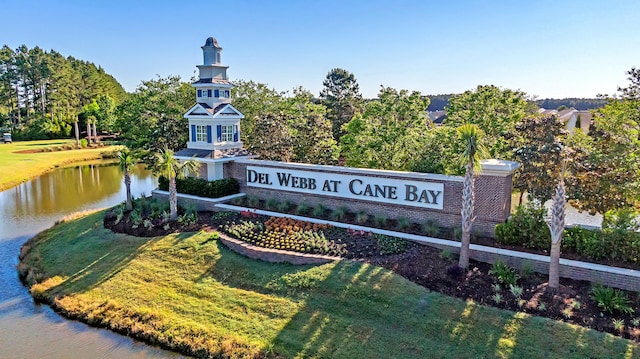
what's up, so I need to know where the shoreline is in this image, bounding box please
[0,144,119,192]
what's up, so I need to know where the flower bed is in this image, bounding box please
[219,214,408,258]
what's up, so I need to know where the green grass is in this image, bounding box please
[20,211,640,358]
[0,139,119,191]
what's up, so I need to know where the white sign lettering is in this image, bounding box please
[246,166,444,209]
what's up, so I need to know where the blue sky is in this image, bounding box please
[2,0,639,99]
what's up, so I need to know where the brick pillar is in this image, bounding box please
[474,160,519,236]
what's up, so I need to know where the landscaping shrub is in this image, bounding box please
[276,200,291,212]
[295,202,309,215]
[374,234,407,255]
[495,203,550,250]
[330,207,347,221]
[355,211,369,225]
[590,285,634,314]
[601,208,640,262]
[489,261,519,286]
[312,204,326,218]
[80,138,88,148]
[446,264,464,279]
[374,214,387,227]
[396,217,410,231]
[422,219,440,237]
[158,176,239,199]
[265,198,279,211]
[564,226,607,260]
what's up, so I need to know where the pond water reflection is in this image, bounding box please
[0,162,183,358]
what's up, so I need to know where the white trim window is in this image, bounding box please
[221,125,233,142]
[196,125,207,142]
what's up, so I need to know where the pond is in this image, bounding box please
[0,162,183,358]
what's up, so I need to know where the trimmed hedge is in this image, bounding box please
[496,205,640,265]
[158,176,239,199]
[495,203,550,250]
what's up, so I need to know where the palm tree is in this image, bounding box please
[547,161,566,289]
[117,148,136,211]
[152,147,200,220]
[458,124,486,269]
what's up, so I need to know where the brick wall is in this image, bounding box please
[224,159,517,237]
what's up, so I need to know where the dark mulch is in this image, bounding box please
[104,209,640,342]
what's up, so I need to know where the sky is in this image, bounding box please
[2,0,639,99]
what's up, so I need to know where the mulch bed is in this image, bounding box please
[104,209,640,342]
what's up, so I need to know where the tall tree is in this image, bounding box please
[618,67,640,100]
[341,86,432,171]
[287,88,338,164]
[232,80,286,143]
[115,76,193,157]
[457,124,486,269]
[319,68,364,142]
[0,44,126,139]
[446,85,531,159]
[567,99,640,214]
[512,115,569,204]
[246,113,293,161]
[118,148,136,211]
[152,148,200,221]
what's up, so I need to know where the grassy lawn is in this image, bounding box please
[0,139,119,191]
[20,211,640,359]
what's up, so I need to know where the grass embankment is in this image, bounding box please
[20,211,640,359]
[0,139,119,191]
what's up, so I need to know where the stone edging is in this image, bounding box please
[217,232,340,265]
[214,203,640,291]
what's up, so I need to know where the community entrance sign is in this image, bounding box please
[246,166,444,209]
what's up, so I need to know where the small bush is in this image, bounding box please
[265,198,280,211]
[489,261,519,286]
[509,284,523,298]
[422,219,440,237]
[396,217,410,231]
[211,212,237,221]
[80,138,88,148]
[589,285,634,314]
[451,226,462,241]
[276,200,291,212]
[312,204,326,218]
[446,264,464,279]
[439,249,455,260]
[495,203,550,250]
[355,211,369,225]
[295,202,309,215]
[177,213,197,225]
[375,234,407,255]
[330,207,347,221]
[520,261,535,278]
[374,214,387,227]
[246,195,260,207]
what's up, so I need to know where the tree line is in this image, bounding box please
[0,44,126,139]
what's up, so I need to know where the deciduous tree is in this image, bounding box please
[115,76,193,157]
[341,87,431,170]
[446,85,531,159]
[512,115,569,205]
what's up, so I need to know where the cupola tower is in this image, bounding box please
[176,37,248,181]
